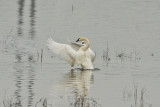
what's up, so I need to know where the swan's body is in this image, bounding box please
[47,37,95,69]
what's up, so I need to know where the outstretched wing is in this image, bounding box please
[47,38,77,66]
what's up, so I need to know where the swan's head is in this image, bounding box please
[76,37,90,50]
[76,37,88,42]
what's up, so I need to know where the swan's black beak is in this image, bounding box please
[76,38,80,42]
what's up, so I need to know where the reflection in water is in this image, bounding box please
[17,0,37,38]
[17,0,25,36]
[61,69,99,106]
[13,53,24,101]
[29,0,36,38]
[13,53,36,107]
[27,0,37,103]
[27,55,36,107]
[15,0,37,106]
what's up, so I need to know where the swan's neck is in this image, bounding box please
[81,38,90,51]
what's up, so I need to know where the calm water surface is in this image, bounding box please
[0,0,160,107]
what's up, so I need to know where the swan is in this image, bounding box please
[47,37,95,69]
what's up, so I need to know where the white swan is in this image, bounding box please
[47,37,95,69]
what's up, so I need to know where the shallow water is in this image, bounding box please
[0,0,160,107]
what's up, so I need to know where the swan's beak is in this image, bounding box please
[76,38,80,42]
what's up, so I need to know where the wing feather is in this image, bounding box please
[47,38,76,65]
[88,48,95,62]
[68,42,84,51]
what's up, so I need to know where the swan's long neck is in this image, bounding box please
[80,37,90,51]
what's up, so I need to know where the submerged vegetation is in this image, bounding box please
[3,98,22,107]
[116,48,141,61]
[102,41,141,63]
[2,96,101,107]
[68,95,101,107]
[102,41,110,61]
[123,84,152,107]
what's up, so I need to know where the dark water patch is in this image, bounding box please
[17,0,25,36]
[17,0,37,38]
[12,46,37,107]
[93,68,101,71]
[74,68,100,71]
[13,51,25,101]
[27,66,36,107]
[29,0,36,39]
[106,73,122,76]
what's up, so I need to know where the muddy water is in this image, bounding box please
[0,0,160,107]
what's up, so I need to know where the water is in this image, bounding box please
[0,0,160,106]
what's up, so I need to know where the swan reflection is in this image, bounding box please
[62,69,97,106]
[65,69,93,95]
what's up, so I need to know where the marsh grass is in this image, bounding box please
[2,96,101,107]
[3,98,22,107]
[123,84,152,107]
[116,48,141,61]
[102,41,111,66]
[35,98,52,107]
[36,48,44,64]
[2,98,51,107]
[102,41,110,61]
[41,48,43,63]
[68,95,101,107]
[102,42,141,64]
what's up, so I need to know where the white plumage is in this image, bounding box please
[47,37,95,69]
